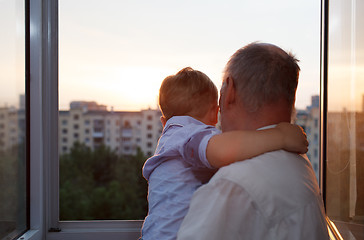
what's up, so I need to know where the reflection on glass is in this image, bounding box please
[327,0,364,232]
[59,0,320,221]
[0,0,27,239]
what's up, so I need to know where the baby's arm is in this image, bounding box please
[206,122,308,168]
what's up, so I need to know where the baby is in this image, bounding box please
[140,67,307,240]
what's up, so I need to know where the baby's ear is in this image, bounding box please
[160,116,167,127]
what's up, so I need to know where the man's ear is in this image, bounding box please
[160,116,167,127]
[224,76,236,106]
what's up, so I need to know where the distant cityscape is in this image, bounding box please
[2,94,364,220]
[0,95,321,174]
[59,101,163,157]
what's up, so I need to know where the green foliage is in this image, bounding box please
[59,142,148,220]
[0,143,26,223]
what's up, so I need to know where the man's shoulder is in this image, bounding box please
[211,150,318,195]
[214,150,304,176]
[207,150,322,223]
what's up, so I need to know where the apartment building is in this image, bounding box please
[0,107,22,152]
[59,101,163,157]
[295,95,320,179]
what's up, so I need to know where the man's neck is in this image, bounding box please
[229,101,292,131]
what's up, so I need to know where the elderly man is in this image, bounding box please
[177,43,329,240]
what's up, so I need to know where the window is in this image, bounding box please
[147,133,152,139]
[73,124,79,130]
[324,0,364,237]
[62,128,67,134]
[19,0,329,240]
[124,120,131,128]
[147,125,153,130]
[73,114,79,120]
[0,0,28,239]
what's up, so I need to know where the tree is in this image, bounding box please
[59,143,148,220]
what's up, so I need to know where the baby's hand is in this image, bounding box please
[276,122,308,154]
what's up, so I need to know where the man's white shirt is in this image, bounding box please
[177,147,329,240]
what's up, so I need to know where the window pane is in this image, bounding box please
[59,0,320,221]
[0,0,27,238]
[326,0,364,231]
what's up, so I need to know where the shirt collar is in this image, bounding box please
[163,116,205,133]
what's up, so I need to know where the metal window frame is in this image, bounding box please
[319,0,328,205]
[19,1,143,239]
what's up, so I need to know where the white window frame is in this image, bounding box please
[19,1,143,239]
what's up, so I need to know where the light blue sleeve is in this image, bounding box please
[181,127,221,169]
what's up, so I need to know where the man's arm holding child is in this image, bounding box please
[206,122,308,168]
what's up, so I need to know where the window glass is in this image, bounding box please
[0,0,27,238]
[326,0,364,234]
[59,0,320,221]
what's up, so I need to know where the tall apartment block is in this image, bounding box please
[59,101,163,157]
[295,95,320,180]
[0,95,26,153]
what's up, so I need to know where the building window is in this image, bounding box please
[73,114,79,120]
[85,120,90,125]
[62,137,68,143]
[147,115,152,121]
[62,119,68,125]
[74,133,79,138]
[147,125,152,130]
[147,142,153,148]
[73,124,79,130]
[147,133,152,139]
[124,120,131,128]
[85,129,90,134]
[62,128,68,134]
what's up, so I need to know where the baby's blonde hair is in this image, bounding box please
[159,67,218,121]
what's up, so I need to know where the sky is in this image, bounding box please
[58,0,321,111]
[6,0,362,112]
[0,0,24,108]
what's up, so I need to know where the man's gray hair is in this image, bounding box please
[224,42,300,113]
